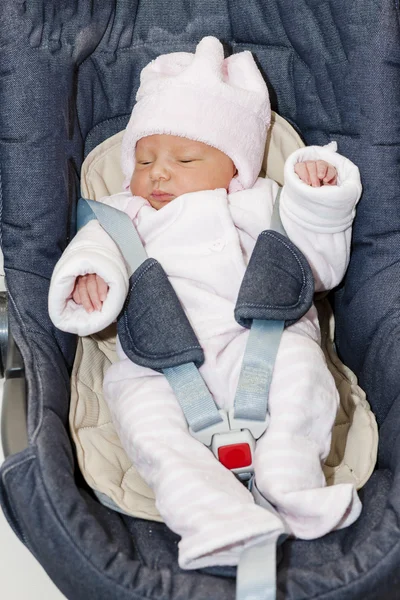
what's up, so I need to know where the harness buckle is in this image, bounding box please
[189,409,269,477]
[211,429,256,475]
[218,443,252,469]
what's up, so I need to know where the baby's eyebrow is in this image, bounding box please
[175,148,203,157]
[178,141,205,151]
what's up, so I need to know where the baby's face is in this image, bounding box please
[130,135,236,210]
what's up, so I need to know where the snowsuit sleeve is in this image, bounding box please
[48,199,131,336]
[280,142,362,291]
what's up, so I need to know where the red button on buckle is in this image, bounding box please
[217,443,252,470]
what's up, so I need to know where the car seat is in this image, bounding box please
[1,1,400,599]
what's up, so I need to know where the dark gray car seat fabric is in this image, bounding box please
[1,1,400,599]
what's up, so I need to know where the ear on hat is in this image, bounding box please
[191,36,225,72]
[137,52,194,101]
[224,51,269,96]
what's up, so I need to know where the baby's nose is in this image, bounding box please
[150,161,170,181]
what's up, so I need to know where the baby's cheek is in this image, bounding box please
[130,173,143,196]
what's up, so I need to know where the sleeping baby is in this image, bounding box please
[49,36,362,570]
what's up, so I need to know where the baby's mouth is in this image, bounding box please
[150,190,174,202]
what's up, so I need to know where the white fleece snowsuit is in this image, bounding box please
[49,143,363,570]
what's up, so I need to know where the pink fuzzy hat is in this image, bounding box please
[121,36,271,191]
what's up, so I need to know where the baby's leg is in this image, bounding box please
[254,327,362,539]
[104,359,285,569]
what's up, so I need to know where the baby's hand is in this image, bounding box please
[72,274,109,313]
[294,160,337,187]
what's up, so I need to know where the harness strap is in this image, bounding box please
[77,197,223,437]
[237,538,279,600]
[233,319,284,423]
[77,198,147,277]
[163,363,224,433]
[236,479,288,600]
[270,188,285,235]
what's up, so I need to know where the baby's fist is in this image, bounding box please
[72,273,109,313]
[294,160,337,187]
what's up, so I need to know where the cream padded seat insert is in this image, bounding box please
[70,113,378,521]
